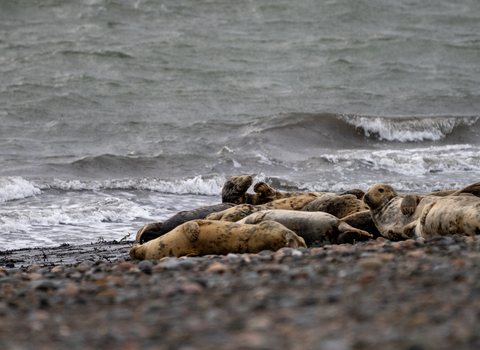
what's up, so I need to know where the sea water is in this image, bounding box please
[1,0,479,249]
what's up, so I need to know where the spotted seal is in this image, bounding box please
[364,182,480,240]
[403,195,480,240]
[129,220,307,260]
[237,210,373,246]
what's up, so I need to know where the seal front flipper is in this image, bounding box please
[183,221,200,242]
[401,194,420,215]
[253,181,277,199]
[337,222,373,240]
[284,231,307,249]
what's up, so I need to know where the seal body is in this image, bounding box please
[206,194,320,222]
[222,175,318,205]
[301,194,370,218]
[363,184,438,240]
[405,196,480,240]
[237,210,372,246]
[130,220,306,260]
[364,183,480,241]
[134,203,236,244]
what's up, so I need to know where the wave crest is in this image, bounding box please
[0,177,41,202]
[36,175,226,196]
[339,115,479,142]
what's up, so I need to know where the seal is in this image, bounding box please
[221,175,366,205]
[363,184,439,240]
[301,193,370,219]
[403,195,480,240]
[134,203,236,244]
[129,220,307,260]
[222,175,309,205]
[341,210,381,238]
[206,193,320,222]
[363,182,480,240]
[237,210,373,246]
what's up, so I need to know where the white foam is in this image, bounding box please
[339,115,479,142]
[321,144,480,177]
[35,175,226,196]
[0,197,152,234]
[0,177,41,202]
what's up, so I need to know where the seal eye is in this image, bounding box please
[379,188,384,193]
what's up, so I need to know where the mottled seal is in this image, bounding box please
[222,175,365,205]
[206,193,320,222]
[364,182,480,240]
[363,184,441,240]
[301,193,370,219]
[403,196,480,240]
[237,210,373,246]
[129,220,307,260]
[222,175,307,205]
[134,203,236,244]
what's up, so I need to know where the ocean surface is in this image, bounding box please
[1,0,479,249]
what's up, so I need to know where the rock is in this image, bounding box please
[357,257,383,270]
[205,263,229,273]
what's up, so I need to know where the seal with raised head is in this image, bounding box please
[134,203,236,244]
[237,210,373,246]
[206,193,320,222]
[403,195,480,240]
[363,184,439,240]
[221,175,366,205]
[129,220,307,260]
[363,182,480,240]
[222,175,307,205]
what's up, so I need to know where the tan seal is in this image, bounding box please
[237,210,373,246]
[129,220,306,260]
[403,195,480,240]
[206,193,320,222]
[363,182,480,240]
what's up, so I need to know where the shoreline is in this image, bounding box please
[1,236,480,349]
[0,240,133,268]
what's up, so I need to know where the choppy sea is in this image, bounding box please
[1,0,479,249]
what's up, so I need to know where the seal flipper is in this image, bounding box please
[337,222,373,240]
[254,211,268,224]
[183,221,200,242]
[284,231,307,249]
[401,194,420,215]
[253,182,277,199]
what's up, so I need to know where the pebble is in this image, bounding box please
[1,234,480,350]
[205,263,229,273]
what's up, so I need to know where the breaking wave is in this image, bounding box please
[339,115,479,142]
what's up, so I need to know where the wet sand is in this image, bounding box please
[1,236,480,350]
